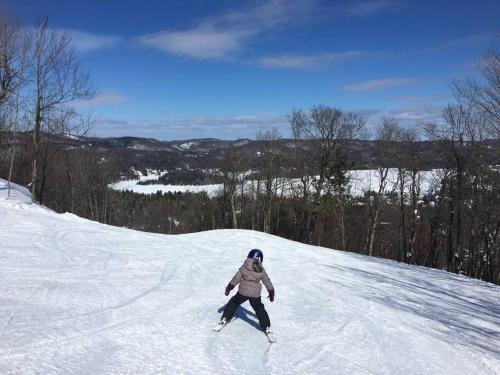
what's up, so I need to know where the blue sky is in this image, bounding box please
[9,0,500,140]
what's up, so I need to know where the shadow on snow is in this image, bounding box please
[217,304,261,331]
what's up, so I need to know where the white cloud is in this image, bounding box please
[388,105,443,121]
[61,29,122,53]
[258,51,363,69]
[343,78,418,92]
[72,90,130,108]
[138,0,317,60]
[139,25,247,60]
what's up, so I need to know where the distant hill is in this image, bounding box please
[6,132,500,176]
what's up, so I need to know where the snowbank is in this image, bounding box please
[0,177,31,202]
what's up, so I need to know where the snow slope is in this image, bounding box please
[1,178,499,374]
[0,178,33,205]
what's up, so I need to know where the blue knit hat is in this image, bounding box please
[248,249,263,262]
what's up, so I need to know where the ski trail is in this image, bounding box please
[1,187,499,374]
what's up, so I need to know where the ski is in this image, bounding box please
[212,317,236,332]
[265,329,276,343]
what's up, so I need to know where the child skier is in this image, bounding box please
[216,249,275,340]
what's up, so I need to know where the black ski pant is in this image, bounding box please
[222,292,270,331]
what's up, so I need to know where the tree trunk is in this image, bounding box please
[398,169,407,262]
[38,144,49,205]
[368,208,379,256]
[7,120,17,198]
[455,138,464,273]
[230,193,238,229]
[447,198,455,273]
[365,168,388,257]
[31,107,42,202]
[339,199,346,250]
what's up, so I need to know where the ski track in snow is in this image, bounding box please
[1,178,500,374]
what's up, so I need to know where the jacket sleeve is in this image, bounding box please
[229,268,243,287]
[261,269,274,292]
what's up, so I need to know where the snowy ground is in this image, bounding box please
[111,179,222,196]
[109,169,441,198]
[110,169,222,197]
[1,178,499,374]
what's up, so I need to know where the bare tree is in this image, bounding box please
[395,130,409,262]
[325,147,352,250]
[0,11,26,105]
[289,105,366,243]
[365,119,401,256]
[407,153,422,264]
[0,11,28,195]
[37,109,93,204]
[452,48,500,137]
[220,146,246,228]
[27,18,93,202]
[6,93,22,197]
[449,47,500,281]
[394,127,420,263]
[256,128,282,234]
[425,99,490,273]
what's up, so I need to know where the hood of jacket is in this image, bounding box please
[243,257,263,273]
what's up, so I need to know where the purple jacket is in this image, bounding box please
[229,258,274,298]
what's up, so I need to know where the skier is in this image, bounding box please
[215,249,276,341]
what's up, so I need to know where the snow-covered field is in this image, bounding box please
[348,168,439,197]
[110,169,222,197]
[109,169,441,198]
[111,179,222,196]
[1,178,499,374]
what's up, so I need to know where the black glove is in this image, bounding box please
[225,283,234,296]
[267,289,275,302]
